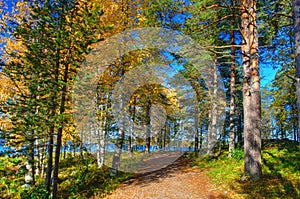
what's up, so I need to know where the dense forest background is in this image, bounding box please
[0,0,299,198]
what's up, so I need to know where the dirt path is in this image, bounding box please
[106,152,230,199]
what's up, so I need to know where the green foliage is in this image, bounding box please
[233,148,244,161]
[0,156,26,198]
[21,184,49,199]
[57,155,131,198]
[0,154,131,198]
[193,140,300,198]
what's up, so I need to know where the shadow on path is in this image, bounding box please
[108,152,230,199]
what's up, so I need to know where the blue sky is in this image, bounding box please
[261,64,277,86]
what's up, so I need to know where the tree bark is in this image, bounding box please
[199,121,203,149]
[163,123,166,151]
[24,140,35,188]
[207,59,218,156]
[194,106,199,152]
[130,102,136,153]
[96,113,106,168]
[229,22,236,157]
[237,106,243,144]
[96,96,107,168]
[44,127,54,198]
[145,102,151,154]
[63,144,66,159]
[241,0,262,181]
[52,59,69,198]
[110,120,125,176]
[110,89,125,176]
[293,0,300,144]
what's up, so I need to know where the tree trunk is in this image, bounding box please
[44,128,54,198]
[194,128,199,152]
[52,128,63,199]
[110,91,125,176]
[129,102,136,154]
[35,139,41,176]
[194,106,199,152]
[163,124,166,151]
[96,111,106,168]
[63,144,67,159]
[24,141,35,188]
[293,0,300,144]
[128,132,132,154]
[241,0,262,181]
[145,102,151,154]
[110,121,125,176]
[95,97,107,168]
[207,59,218,157]
[52,60,69,198]
[237,106,243,145]
[229,24,236,157]
[41,140,45,177]
[199,121,203,149]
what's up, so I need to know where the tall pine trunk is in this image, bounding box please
[52,61,69,198]
[241,0,262,181]
[293,0,300,144]
[207,59,218,156]
[229,22,236,157]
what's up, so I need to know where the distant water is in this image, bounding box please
[1,142,192,156]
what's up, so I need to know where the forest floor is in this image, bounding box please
[1,140,298,198]
[105,151,229,199]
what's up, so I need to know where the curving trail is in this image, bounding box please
[106,152,230,199]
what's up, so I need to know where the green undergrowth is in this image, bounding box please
[24,154,132,199]
[0,156,26,198]
[191,140,300,199]
[1,153,133,199]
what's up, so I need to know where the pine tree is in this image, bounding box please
[241,0,262,181]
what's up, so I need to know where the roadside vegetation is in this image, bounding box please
[191,140,300,199]
[1,140,298,198]
[0,154,131,199]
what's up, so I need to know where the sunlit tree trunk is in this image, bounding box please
[96,103,107,168]
[293,0,300,144]
[229,24,236,157]
[241,0,262,181]
[207,59,218,156]
[24,140,35,188]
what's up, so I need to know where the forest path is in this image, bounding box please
[105,152,230,199]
